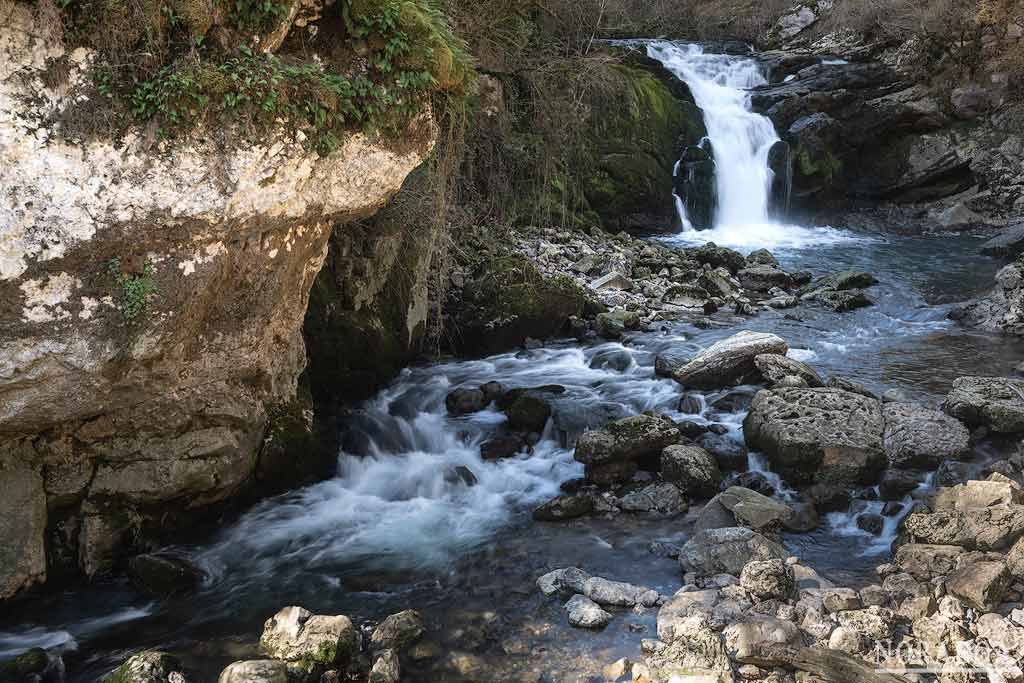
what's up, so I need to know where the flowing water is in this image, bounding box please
[4,43,1024,682]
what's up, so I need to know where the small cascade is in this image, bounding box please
[648,42,788,230]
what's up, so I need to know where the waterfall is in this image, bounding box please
[648,42,781,229]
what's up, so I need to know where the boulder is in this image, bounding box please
[946,560,1010,611]
[619,482,688,516]
[479,434,528,460]
[445,388,487,415]
[724,614,801,663]
[679,527,786,576]
[933,477,1024,511]
[127,553,204,597]
[882,402,970,469]
[583,576,660,607]
[699,432,749,470]
[822,588,862,613]
[368,650,400,683]
[943,376,1024,433]
[754,354,824,388]
[661,445,721,497]
[370,610,424,652]
[672,331,788,389]
[740,559,796,601]
[574,414,681,466]
[564,594,612,629]
[878,470,921,500]
[717,486,797,532]
[537,567,591,596]
[895,544,964,582]
[259,606,359,670]
[738,265,796,292]
[584,461,640,486]
[743,388,885,486]
[218,661,287,683]
[105,651,190,683]
[589,349,633,372]
[503,394,552,433]
[904,504,1024,549]
[532,493,594,521]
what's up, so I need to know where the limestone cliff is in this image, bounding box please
[0,1,435,598]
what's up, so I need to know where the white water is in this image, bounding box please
[647,42,864,252]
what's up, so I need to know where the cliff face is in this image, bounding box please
[0,1,434,598]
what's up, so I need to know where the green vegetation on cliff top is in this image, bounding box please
[58,0,474,153]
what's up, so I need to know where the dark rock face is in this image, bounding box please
[744,388,886,486]
[128,553,205,596]
[674,143,718,230]
[981,221,1024,259]
[766,140,793,221]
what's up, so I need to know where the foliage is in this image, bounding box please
[107,259,159,324]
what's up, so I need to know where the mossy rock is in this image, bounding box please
[573,65,706,230]
[504,394,553,433]
[453,256,590,355]
[0,648,49,680]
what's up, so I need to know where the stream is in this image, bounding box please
[3,42,1024,683]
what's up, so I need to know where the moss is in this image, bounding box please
[453,255,590,355]
[0,649,48,679]
[795,144,842,187]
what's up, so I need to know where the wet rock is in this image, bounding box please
[677,393,704,414]
[620,481,688,516]
[740,559,795,601]
[595,309,641,339]
[767,141,793,221]
[744,387,885,486]
[480,434,528,460]
[127,553,204,597]
[856,513,884,535]
[368,649,400,683]
[693,243,747,274]
[981,221,1024,259]
[649,541,682,559]
[589,349,633,372]
[259,606,358,670]
[105,651,190,683]
[883,402,970,469]
[218,660,287,683]
[673,331,789,389]
[679,527,786,576]
[803,483,851,513]
[808,288,873,312]
[725,471,776,497]
[943,376,1024,433]
[445,466,478,487]
[946,560,1010,611]
[738,265,796,292]
[502,393,552,433]
[532,493,594,521]
[370,610,424,652]
[1,648,50,681]
[654,354,687,378]
[747,249,779,267]
[583,576,660,607]
[699,433,749,471]
[754,354,824,388]
[537,567,591,596]
[661,445,721,497]
[479,381,503,403]
[718,486,796,532]
[882,502,903,517]
[585,460,640,486]
[564,594,612,629]
[574,414,681,467]
[904,505,1024,549]
[936,460,971,487]
[878,470,921,500]
[710,389,755,413]
[445,388,487,416]
[676,144,718,230]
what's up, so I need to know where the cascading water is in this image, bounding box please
[647,42,858,250]
[649,42,779,228]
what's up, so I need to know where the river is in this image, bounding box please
[2,42,1022,683]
